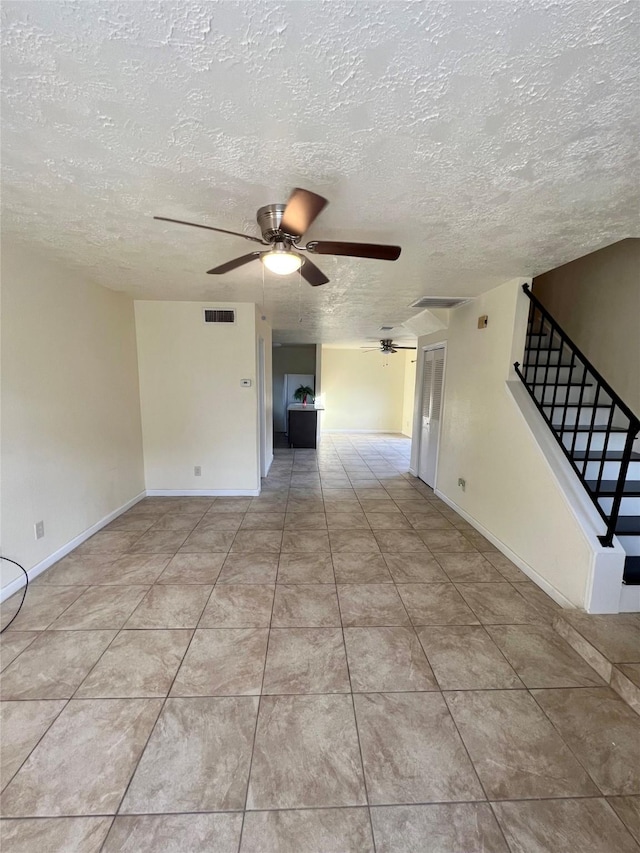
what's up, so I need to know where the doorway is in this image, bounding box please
[271,343,317,446]
[418,345,446,488]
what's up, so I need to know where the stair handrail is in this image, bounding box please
[520,284,639,423]
[514,283,640,548]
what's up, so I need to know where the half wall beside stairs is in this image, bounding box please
[515,285,639,589]
[410,278,635,614]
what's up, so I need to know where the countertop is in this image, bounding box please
[287,404,324,411]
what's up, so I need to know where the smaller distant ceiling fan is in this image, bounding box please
[361,339,417,354]
[154,187,401,286]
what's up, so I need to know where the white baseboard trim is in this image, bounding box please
[0,491,146,603]
[2,484,266,602]
[265,453,274,476]
[145,489,260,497]
[434,488,576,610]
[408,467,418,477]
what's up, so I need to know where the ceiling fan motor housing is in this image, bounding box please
[257,203,288,243]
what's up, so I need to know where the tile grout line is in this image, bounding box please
[3,683,618,703]
[69,621,148,701]
[2,583,88,635]
[0,632,40,674]
[333,443,424,846]
[97,580,217,851]
[436,690,493,805]
[525,684,610,798]
[0,697,71,797]
[354,456,504,842]
[367,470,500,843]
[488,799,518,851]
[0,791,623,822]
[336,566,378,853]
[236,472,286,852]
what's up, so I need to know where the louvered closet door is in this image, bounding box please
[418,347,445,488]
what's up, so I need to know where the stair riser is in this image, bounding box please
[547,407,619,428]
[562,432,628,452]
[524,348,571,366]
[582,460,640,480]
[598,496,640,515]
[525,366,587,385]
[620,536,640,557]
[534,386,598,406]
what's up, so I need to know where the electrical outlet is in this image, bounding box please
[194,466,202,477]
[35,520,45,540]
[458,478,466,491]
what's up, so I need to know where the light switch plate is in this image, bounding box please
[241,379,252,387]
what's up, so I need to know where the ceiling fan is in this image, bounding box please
[361,339,417,354]
[154,187,401,287]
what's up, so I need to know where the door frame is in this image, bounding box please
[416,342,448,489]
[257,336,267,480]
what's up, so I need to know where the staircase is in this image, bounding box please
[515,284,640,585]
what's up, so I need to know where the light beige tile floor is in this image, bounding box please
[1,434,639,852]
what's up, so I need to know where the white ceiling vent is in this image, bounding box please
[203,308,235,324]
[409,297,471,309]
[379,324,395,332]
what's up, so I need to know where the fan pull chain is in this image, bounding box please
[298,267,302,324]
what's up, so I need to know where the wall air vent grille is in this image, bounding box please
[203,309,235,324]
[410,297,471,309]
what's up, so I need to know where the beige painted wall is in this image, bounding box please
[1,245,145,589]
[320,347,407,432]
[533,238,640,415]
[412,279,595,608]
[135,301,262,492]
[401,350,417,437]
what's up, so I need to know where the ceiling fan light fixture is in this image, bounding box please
[261,245,302,275]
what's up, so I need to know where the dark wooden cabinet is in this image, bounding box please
[287,409,318,448]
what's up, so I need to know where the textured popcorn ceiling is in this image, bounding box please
[1,1,638,345]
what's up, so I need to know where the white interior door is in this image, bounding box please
[418,346,445,487]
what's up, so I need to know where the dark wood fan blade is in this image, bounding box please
[391,346,417,350]
[307,241,401,261]
[207,252,262,274]
[280,188,328,238]
[300,256,329,286]
[154,216,265,244]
